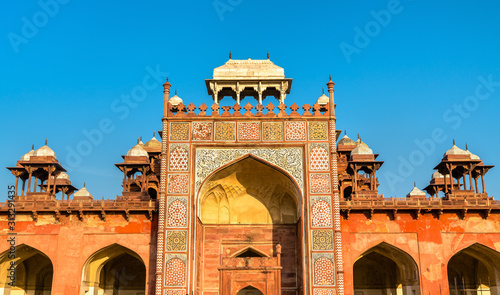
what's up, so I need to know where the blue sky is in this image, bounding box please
[1,0,499,200]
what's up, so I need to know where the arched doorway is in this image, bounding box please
[236,286,264,295]
[353,242,420,295]
[196,156,302,295]
[147,187,157,199]
[448,243,500,294]
[81,244,146,295]
[0,244,53,294]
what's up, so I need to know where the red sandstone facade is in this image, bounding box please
[1,57,499,295]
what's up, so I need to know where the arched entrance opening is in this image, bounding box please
[448,243,500,295]
[0,244,53,295]
[236,286,264,295]
[353,242,420,295]
[147,187,157,199]
[81,244,146,295]
[196,156,302,295]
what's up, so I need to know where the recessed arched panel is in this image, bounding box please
[198,156,301,224]
[448,243,500,294]
[0,244,53,294]
[236,285,264,295]
[81,244,146,295]
[353,242,420,295]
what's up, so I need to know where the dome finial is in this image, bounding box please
[344,130,347,135]
[453,138,456,145]
[175,89,177,96]
[137,137,140,144]
[153,131,156,138]
[267,51,269,59]
[140,135,142,142]
[358,133,360,140]
[229,51,232,59]
[84,182,86,187]
[329,74,332,80]
[414,181,416,187]
[322,88,324,94]
[31,143,34,150]
[466,143,468,150]
[45,138,47,145]
[166,76,169,82]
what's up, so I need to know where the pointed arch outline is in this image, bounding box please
[353,241,421,287]
[196,153,304,219]
[80,243,146,289]
[446,242,500,264]
[446,242,500,283]
[0,244,54,291]
[235,284,265,295]
[231,246,270,258]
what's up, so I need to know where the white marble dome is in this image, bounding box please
[34,144,56,159]
[169,94,183,106]
[432,171,445,179]
[338,134,356,146]
[20,147,35,161]
[351,140,373,155]
[316,93,329,105]
[144,134,161,148]
[127,143,149,157]
[444,144,468,157]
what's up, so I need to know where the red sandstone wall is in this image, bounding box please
[198,224,301,295]
[0,212,156,295]
[341,211,500,295]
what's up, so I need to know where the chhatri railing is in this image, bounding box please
[166,101,331,118]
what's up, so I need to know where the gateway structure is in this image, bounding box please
[2,56,500,295]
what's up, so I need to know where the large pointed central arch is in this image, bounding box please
[197,154,302,224]
[194,153,305,295]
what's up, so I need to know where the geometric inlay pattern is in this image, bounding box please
[215,122,236,141]
[285,121,306,141]
[167,198,187,227]
[310,143,329,171]
[311,199,332,227]
[165,257,185,286]
[195,147,304,194]
[313,254,335,286]
[312,230,334,250]
[165,290,185,295]
[192,122,212,141]
[238,122,260,141]
[310,173,331,194]
[169,145,189,171]
[170,122,190,141]
[191,122,212,140]
[166,230,187,251]
[168,174,189,194]
[262,122,283,141]
[309,121,328,141]
[313,289,335,295]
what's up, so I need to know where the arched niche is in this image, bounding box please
[236,285,264,295]
[198,156,301,225]
[81,244,146,295]
[448,243,500,294]
[0,244,53,295]
[353,242,420,295]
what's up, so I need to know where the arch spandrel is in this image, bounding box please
[198,156,301,224]
[195,148,304,195]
